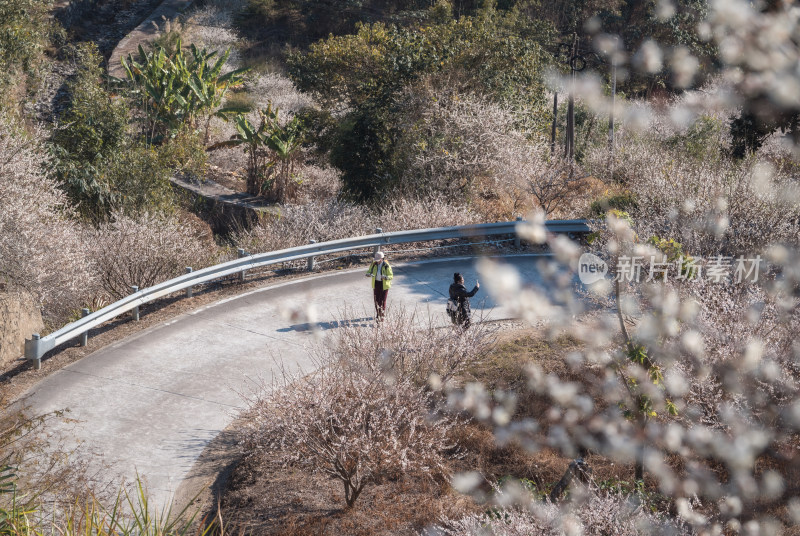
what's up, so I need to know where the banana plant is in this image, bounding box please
[265,113,304,203]
[121,38,248,144]
[208,109,275,195]
[184,44,250,141]
[207,102,305,200]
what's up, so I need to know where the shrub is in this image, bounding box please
[241,321,458,508]
[584,123,800,256]
[159,126,208,179]
[0,0,53,97]
[232,196,478,254]
[427,487,694,536]
[287,13,551,200]
[0,112,95,324]
[379,196,480,232]
[233,199,371,253]
[245,72,313,114]
[51,43,130,220]
[52,44,187,220]
[589,191,637,217]
[102,146,177,215]
[52,44,129,165]
[90,211,217,300]
[485,193,800,531]
[294,162,342,202]
[322,307,496,386]
[396,89,590,217]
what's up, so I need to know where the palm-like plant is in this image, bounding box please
[121,39,248,144]
[264,111,304,202]
[209,110,275,196]
[208,102,305,201]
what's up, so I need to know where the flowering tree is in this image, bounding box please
[0,112,95,323]
[241,310,495,508]
[430,2,800,531]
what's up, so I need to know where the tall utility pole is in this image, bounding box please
[564,33,578,162]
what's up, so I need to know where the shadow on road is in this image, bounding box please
[277,317,375,333]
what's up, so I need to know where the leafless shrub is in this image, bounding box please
[234,196,479,253]
[89,211,217,300]
[294,162,342,202]
[675,278,800,432]
[492,142,594,218]
[242,358,454,508]
[396,88,591,219]
[234,199,371,253]
[584,122,800,256]
[0,112,95,324]
[320,307,496,387]
[396,88,529,202]
[427,487,693,536]
[247,72,314,114]
[380,196,480,232]
[473,203,800,531]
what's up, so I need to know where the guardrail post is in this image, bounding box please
[26,333,42,370]
[374,228,382,254]
[131,286,140,321]
[80,308,90,346]
[515,216,523,248]
[238,248,247,282]
[307,240,317,272]
[185,267,193,297]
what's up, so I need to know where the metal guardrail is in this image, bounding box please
[24,219,591,368]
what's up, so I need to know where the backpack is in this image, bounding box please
[446,298,458,323]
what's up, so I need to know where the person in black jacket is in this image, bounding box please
[449,273,480,328]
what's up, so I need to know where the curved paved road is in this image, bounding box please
[24,255,557,508]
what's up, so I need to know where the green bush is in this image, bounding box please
[666,115,726,162]
[0,0,54,97]
[589,191,638,217]
[52,44,129,165]
[51,44,130,220]
[51,44,182,220]
[159,126,208,178]
[235,0,447,46]
[288,15,550,111]
[103,146,175,216]
[287,12,552,200]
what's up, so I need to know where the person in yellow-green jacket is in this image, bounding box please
[365,251,393,321]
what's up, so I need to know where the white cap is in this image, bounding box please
[374,251,384,260]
